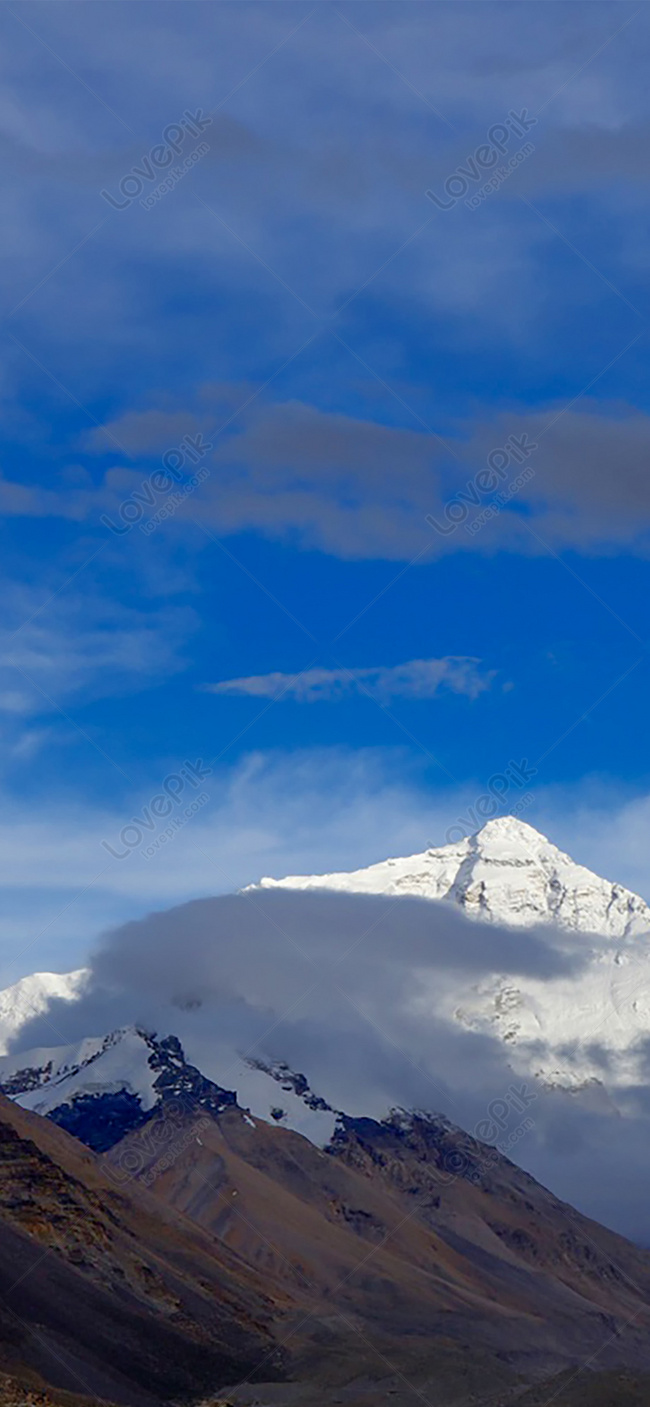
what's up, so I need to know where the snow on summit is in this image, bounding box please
[253,816,650,939]
[250,819,650,1090]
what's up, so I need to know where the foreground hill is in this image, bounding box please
[0,1093,285,1406]
[4,1077,650,1404]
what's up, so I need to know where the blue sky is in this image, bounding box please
[2,0,650,983]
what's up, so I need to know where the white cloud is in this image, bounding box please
[203,657,494,703]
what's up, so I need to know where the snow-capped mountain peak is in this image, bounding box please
[252,817,650,939]
[0,968,88,1055]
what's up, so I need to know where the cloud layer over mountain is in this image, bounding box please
[13,880,650,1245]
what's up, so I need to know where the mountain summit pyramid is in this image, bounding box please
[254,815,650,938]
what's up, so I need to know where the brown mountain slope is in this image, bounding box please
[110,1102,650,1398]
[0,1093,287,1407]
[5,1085,650,1407]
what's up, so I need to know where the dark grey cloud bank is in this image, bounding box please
[15,886,650,1243]
[6,395,650,561]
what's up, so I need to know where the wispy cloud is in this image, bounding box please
[203,657,494,703]
[0,586,197,718]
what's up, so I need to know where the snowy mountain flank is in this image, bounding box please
[0,1025,339,1151]
[2,818,650,1148]
[253,816,650,938]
